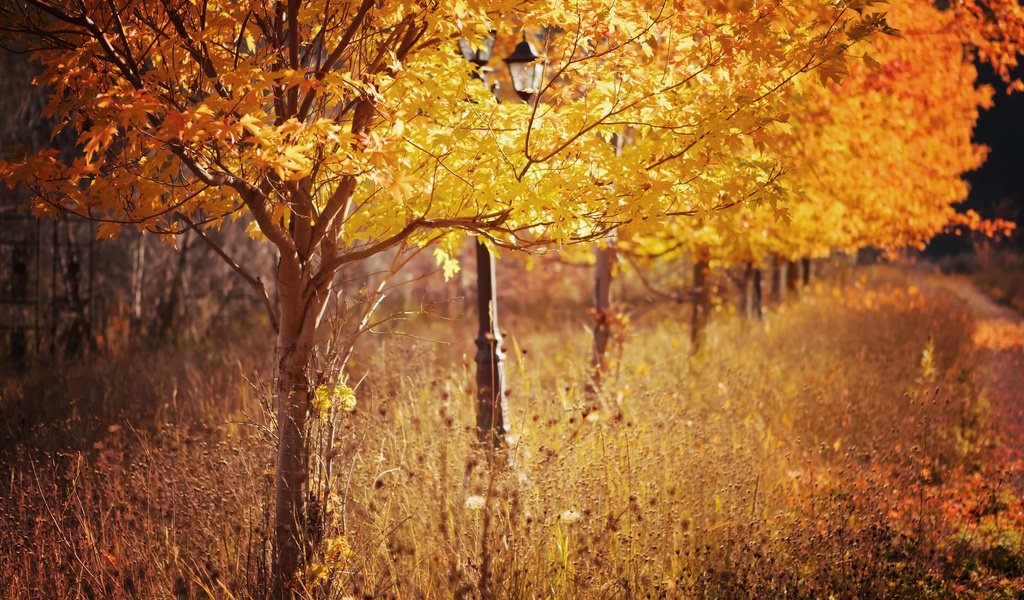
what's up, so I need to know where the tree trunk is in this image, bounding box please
[87,234,94,345]
[60,229,88,355]
[588,240,616,399]
[272,257,318,598]
[769,254,784,304]
[785,259,800,298]
[50,219,57,356]
[742,261,764,320]
[131,234,146,339]
[690,246,710,352]
[801,257,811,287]
[34,220,41,355]
[156,235,190,341]
[751,265,763,319]
[589,135,624,402]
[11,243,29,368]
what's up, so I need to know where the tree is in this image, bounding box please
[565,0,890,383]
[949,0,1024,90]
[780,0,993,255]
[0,0,889,593]
[605,0,1015,356]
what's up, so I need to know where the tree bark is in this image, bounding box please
[742,261,764,320]
[589,134,624,402]
[131,234,146,339]
[60,228,88,355]
[690,246,710,352]
[50,220,57,356]
[156,235,190,341]
[11,243,29,367]
[769,254,784,304]
[751,265,763,319]
[272,255,318,598]
[785,259,800,298]
[588,240,616,400]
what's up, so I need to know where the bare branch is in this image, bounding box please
[179,213,280,332]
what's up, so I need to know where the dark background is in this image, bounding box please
[928,62,1024,255]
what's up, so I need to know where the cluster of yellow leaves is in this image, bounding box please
[303,534,353,587]
[312,384,357,417]
[621,0,1002,267]
[0,0,885,261]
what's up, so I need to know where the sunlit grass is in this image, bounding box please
[2,265,1023,598]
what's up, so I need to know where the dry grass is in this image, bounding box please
[974,262,1024,315]
[2,265,1023,598]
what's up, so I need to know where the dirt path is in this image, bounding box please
[930,275,1024,490]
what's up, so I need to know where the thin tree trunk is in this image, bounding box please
[156,234,190,341]
[742,261,762,320]
[272,256,318,598]
[785,259,800,298]
[34,219,41,355]
[60,227,87,355]
[50,219,57,356]
[474,239,507,446]
[588,240,616,400]
[769,254,784,304]
[690,246,710,352]
[741,263,752,318]
[801,257,811,287]
[131,234,146,339]
[11,241,29,367]
[589,133,625,401]
[751,265,763,319]
[88,234,94,345]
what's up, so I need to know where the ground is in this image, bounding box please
[2,263,1024,599]
[940,276,1024,493]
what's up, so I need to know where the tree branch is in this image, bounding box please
[179,213,280,331]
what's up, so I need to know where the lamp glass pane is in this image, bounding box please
[528,62,544,92]
[508,62,529,92]
[509,61,543,93]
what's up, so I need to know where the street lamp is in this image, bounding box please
[458,29,508,448]
[457,28,547,447]
[460,29,543,95]
[502,33,545,102]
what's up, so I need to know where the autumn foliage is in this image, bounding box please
[0,0,1019,595]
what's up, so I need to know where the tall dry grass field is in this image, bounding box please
[2,266,1023,598]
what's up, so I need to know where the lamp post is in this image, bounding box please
[473,238,507,447]
[458,29,546,447]
[459,31,504,447]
